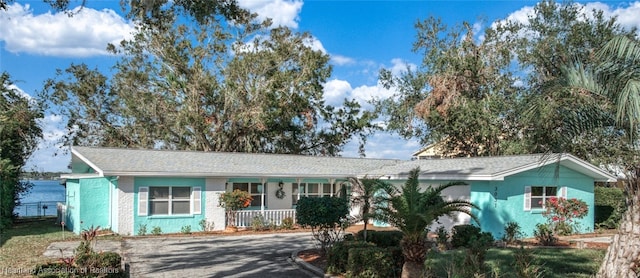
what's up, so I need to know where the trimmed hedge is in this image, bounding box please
[346,247,398,278]
[327,240,376,274]
[451,224,482,248]
[594,186,626,229]
[355,230,404,248]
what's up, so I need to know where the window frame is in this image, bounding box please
[148,186,193,216]
[231,182,266,208]
[524,185,566,211]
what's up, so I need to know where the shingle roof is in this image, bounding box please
[70,146,400,178]
[68,146,617,182]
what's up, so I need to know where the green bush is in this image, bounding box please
[137,224,147,236]
[594,186,626,229]
[327,240,376,274]
[502,221,523,245]
[281,217,294,230]
[251,215,269,231]
[534,223,557,246]
[296,196,349,252]
[151,226,162,235]
[345,247,396,278]
[181,225,192,234]
[451,224,482,248]
[355,230,404,248]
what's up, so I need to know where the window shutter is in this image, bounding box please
[192,187,202,214]
[560,186,567,199]
[138,187,148,216]
[524,186,531,211]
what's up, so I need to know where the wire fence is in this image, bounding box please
[14,201,65,218]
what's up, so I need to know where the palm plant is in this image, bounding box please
[563,35,640,278]
[349,177,384,242]
[376,167,478,278]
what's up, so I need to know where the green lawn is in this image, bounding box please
[0,217,80,275]
[428,247,605,278]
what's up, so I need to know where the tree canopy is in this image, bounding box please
[377,0,636,161]
[0,72,43,230]
[43,2,375,156]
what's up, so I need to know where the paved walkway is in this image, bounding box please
[45,232,320,278]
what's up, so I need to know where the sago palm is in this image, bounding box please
[376,167,478,278]
[563,35,640,278]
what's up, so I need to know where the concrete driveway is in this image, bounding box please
[45,232,319,278]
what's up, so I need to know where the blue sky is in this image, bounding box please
[1,0,639,172]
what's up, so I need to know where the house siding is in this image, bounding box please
[204,177,226,231]
[471,164,595,238]
[118,176,135,235]
[133,177,206,235]
[64,179,81,233]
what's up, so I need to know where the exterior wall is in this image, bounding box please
[117,176,135,235]
[64,179,81,233]
[471,165,595,238]
[78,178,111,232]
[64,177,112,234]
[205,178,226,231]
[133,177,206,235]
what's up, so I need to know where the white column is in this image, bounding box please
[260,178,266,212]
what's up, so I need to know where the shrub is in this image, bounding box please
[151,226,162,235]
[594,186,626,229]
[181,225,191,234]
[502,221,523,245]
[534,223,557,246]
[281,217,294,230]
[542,197,588,235]
[326,240,375,274]
[138,224,147,236]
[435,226,450,251]
[355,230,403,248]
[463,232,494,275]
[251,215,269,231]
[296,196,349,253]
[512,246,545,278]
[345,247,395,278]
[199,219,215,232]
[451,224,482,248]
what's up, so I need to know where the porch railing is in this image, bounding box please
[233,209,296,228]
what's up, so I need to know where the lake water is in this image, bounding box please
[14,180,66,217]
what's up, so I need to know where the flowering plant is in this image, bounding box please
[542,197,588,236]
[219,190,253,227]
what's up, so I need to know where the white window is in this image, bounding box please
[524,186,566,210]
[232,183,265,207]
[149,186,192,215]
[292,182,341,205]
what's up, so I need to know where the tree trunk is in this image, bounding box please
[597,186,640,277]
[401,261,423,278]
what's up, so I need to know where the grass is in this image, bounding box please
[0,217,79,274]
[428,247,605,278]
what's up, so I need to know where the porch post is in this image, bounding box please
[329,178,335,196]
[260,178,266,213]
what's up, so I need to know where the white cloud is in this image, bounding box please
[304,35,326,53]
[583,2,640,33]
[323,79,352,106]
[0,3,134,57]
[24,114,69,172]
[341,132,419,160]
[493,2,640,35]
[331,55,356,66]
[238,0,303,29]
[389,58,416,76]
